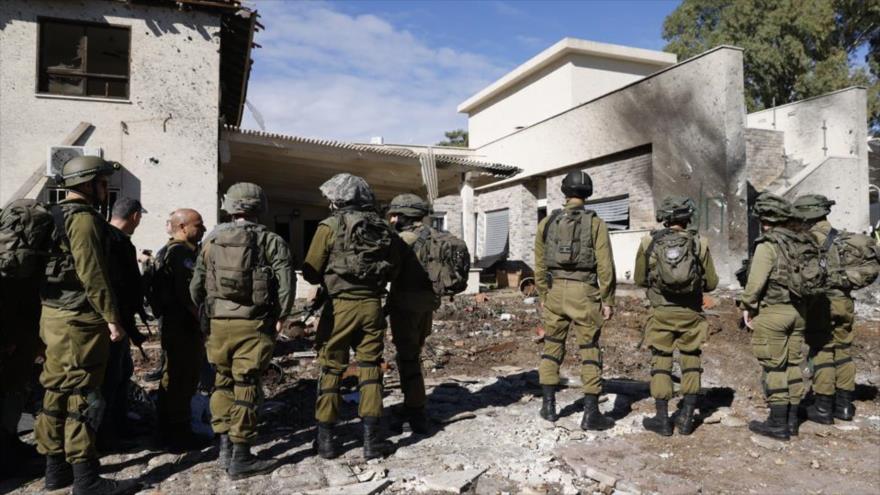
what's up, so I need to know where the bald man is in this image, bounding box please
[155,209,209,452]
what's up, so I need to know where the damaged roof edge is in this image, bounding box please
[223,126,521,178]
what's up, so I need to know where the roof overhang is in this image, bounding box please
[221,127,519,207]
[458,37,677,114]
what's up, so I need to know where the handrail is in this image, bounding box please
[773,156,853,197]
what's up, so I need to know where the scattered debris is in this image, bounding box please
[305,479,392,495]
[422,468,487,494]
[750,435,787,451]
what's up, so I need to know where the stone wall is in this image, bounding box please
[745,128,785,191]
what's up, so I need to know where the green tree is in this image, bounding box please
[662,0,880,130]
[437,129,469,147]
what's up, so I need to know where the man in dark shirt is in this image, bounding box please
[99,197,149,451]
[157,208,208,452]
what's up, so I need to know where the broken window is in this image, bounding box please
[38,19,130,99]
[585,194,630,231]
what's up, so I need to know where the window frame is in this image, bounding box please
[45,187,120,221]
[36,17,132,100]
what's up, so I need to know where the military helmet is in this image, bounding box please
[58,155,120,188]
[222,182,268,215]
[752,192,794,223]
[656,195,697,223]
[792,194,835,221]
[388,193,430,218]
[319,173,375,208]
[561,171,593,199]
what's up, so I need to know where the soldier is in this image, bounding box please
[739,193,809,441]
[190,183,293,480]
[303,173,401,460]
[534,171,616,431]
[793,195,858,423]
[36,156,140,494]
[156,208,208,451]
[99,197,149,451]
[386,193,439,434]
[634,196,718,436]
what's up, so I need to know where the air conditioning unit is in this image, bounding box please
[46,146,102,178]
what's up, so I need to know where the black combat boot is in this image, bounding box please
[539,385,558,422]
[580,394,615,431]
[805,394,834,425]
[675,394,698,435]
[218,434,232,470]
[72,459,141,495]
[833,390,855,421]
[362,417,394,460]
[642,399,673,436]
[44,454,73,490]
[227,442,278,480]
[787,404,800,436]
[315,422,339,459]
[748,404,790,441]
[404,407,430,434]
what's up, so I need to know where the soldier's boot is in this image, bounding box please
[362,417,394,460]
[580,394,615,431]
[833,390,855,421]
[805,394,834,425]
[71,460,141,495]
[227,443,278,480]
[675,395,698,436]
[787,404,800,437]
[315,423,339,460]
[218,434,232,470]
[405,407,430,434]
[539,385,558,422]
[748,404,790,441]
[44,454,73,490]
[642,399,673,436]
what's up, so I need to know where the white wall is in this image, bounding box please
[610,229,649,283]
[0,0,221,253]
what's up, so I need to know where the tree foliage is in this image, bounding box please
[437,129,469,147]
[662,0,880,130]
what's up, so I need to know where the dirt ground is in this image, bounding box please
[3,286,879,495]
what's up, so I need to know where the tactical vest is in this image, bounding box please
[204,222,276,319]
[41,202,106,312]
[321,210,395,296]
[758,227,825,305]
[542,207,598,284]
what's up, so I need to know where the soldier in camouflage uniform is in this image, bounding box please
[793,195,858,423]
[387,194,439,434]
[303,174,402,460]
[739,193,807,441]
[534,171,616,431]
[634,196,718,436]
[36,156,140,495]
[191,183,294,479]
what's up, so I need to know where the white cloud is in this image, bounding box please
[242,2,508,145]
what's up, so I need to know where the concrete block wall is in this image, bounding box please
[745,128,786,191]
[545,147,654,230]
[433,194,463,238]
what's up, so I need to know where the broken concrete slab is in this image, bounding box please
[750,434,787,451]
[304,479,392,495]
[422,468,487,493]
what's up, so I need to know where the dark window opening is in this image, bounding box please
[431,211,447,232]
[47,188,118,221]
[274,217,291,244]
[38,19,130,99]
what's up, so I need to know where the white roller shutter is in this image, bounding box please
[484,208,509,257]
[586,195,630,231]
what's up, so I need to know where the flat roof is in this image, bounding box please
[457,37,677,114]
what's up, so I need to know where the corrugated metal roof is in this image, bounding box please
[224,126,520,177]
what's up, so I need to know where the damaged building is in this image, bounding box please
[0,2,874,287]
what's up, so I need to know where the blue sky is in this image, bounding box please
[242,0,679,144]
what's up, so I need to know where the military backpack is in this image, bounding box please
[413,226,471,296]
[822,228,880,291]
[204,224,274,311]
[0,199,55,280]
[646,228,702,295]
[762,229,827,300]
[542,207,597,283]
[141,244,170,318]
[325,210,395,293]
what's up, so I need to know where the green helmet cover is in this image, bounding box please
[656,195,696,223]
[388,193,430,218]
[223,182,268,215]
[792,194,835,221]
[58,155,120,188]
[753,192,794,223]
